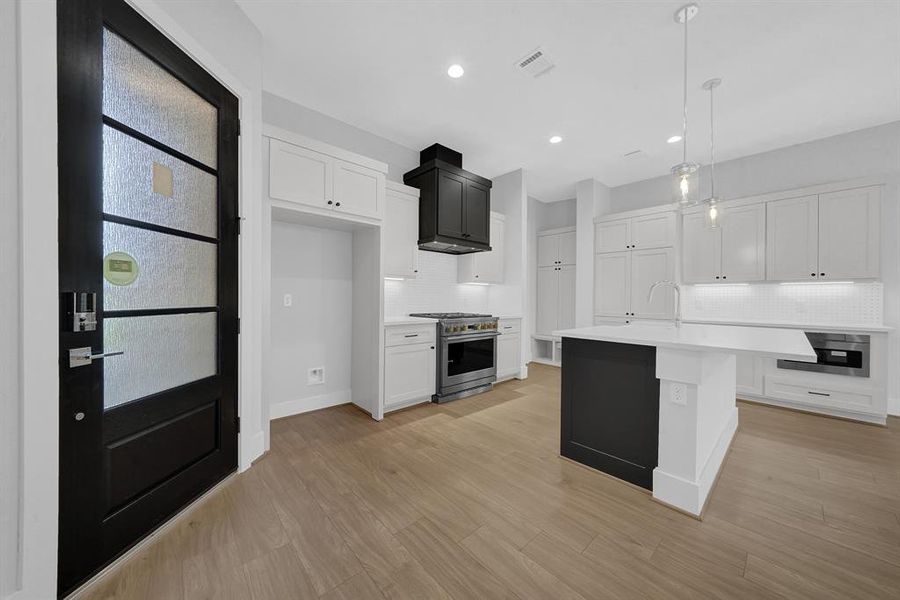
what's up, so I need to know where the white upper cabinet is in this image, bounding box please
[766,195,818,281]
[267,133,386,221]
[537,228,576,267]
[459,213,505,283]
[817,187,880,279]
[630,247,676,319]
[764,185,880,281]
[594,251,631,318]
[682,212,722,283]
[595,219,631,253]
[384,182,419,279]
[558,231,577,265]
[632,212,677,250]
[720,203,766,282]
[682,204,765,283]
[333,159,384,219]
[596,212,676,253]
[269,139,332,207]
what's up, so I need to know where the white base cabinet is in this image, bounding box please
[384,323,436,412]
[496,318,522,381]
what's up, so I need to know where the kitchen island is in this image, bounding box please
[553,322,815,517]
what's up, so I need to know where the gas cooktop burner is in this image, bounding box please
[409,312,492,320]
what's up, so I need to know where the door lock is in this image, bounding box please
[62,292,97,332]
[69,347,124,368]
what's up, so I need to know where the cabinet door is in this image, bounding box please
[818,187,880,279]
[496,333,520,380]
[766,195,818,281]
[537,234,559,267]
[269,138,332,208]
[720,203,766,282]
[630,248,676,319]
[480,216,505,282]
[436,171,466,240]
[558,265,577,330]
[682,212,722,283]
[536,267,559,335]
[631,212,676,250]
[558,230,577,265]
[735,355,763,397]
[384,342,436,409]
[594,251,631,318]
[384,191,419,278]
[333,160,383,219]
[595,219,631,253]
[464,180,490,245]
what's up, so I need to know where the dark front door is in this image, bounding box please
[57,0,239,595]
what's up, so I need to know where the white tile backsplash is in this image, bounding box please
[384,251,490,317]
[682,281,883,326]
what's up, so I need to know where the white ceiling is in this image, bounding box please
[237,0,900,202]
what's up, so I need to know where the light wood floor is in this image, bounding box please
[78,363,900,599]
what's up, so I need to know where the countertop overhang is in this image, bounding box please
[554,322,816,362]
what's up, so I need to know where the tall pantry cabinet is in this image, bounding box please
[535,228,576,335]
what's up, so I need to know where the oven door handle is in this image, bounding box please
[445,332,500,342]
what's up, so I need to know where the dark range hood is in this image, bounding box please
[403,144,493,255]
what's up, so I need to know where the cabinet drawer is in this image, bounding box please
[498,319,521,334]
[764,377,876,413]
[385,324,436,347]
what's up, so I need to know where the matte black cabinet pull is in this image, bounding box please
[807,391,831,397]
[404,334,418,338]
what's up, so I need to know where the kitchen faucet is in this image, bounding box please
[647,280,681,328]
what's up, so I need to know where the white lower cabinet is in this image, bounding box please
[536,265,575,334]
[384,324,436,412]
[496,318,521,381]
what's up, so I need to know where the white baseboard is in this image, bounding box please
[270,390,351,420]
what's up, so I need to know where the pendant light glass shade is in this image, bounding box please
[702,77,723,229]
[671,4,700,206]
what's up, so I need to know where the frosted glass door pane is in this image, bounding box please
[103,126,217,238]
[104,313,217,409]
[104,222,216,310]
[103,29,217,168]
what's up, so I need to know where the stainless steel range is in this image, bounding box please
[409,313,499,403]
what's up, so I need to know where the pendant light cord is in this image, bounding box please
[709,83,715,198]
[682,13,689,164]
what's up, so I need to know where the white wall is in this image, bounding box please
[269,222,353,417]
[607,121,900,415]
[575,179,610,327]
[1,1,20,597]
[263,91,418,182]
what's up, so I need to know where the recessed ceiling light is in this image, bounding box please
[447,64,465,78]
[549,135,563,144]
[667,135,683,144]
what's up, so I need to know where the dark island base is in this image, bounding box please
[560,337,660,490]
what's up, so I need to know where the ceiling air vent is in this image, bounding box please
[515,47,555,78]
[623,149,646,160]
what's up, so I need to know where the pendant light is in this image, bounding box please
[703,77,722,229]
[672,3,700,206]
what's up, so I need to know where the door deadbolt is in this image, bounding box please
[74,412,85,421]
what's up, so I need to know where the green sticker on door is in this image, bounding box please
[103,251,139,286]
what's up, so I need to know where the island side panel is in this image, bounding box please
[560,337,660,490]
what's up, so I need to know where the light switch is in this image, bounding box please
[283,294,292,307]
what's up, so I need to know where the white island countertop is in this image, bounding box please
[554,322,816,362]
[384,316,439,326]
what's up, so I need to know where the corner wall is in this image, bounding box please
[1,1,20,596]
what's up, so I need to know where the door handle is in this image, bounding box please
[69,347,124,368]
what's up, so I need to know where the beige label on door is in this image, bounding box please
[104,251,139,286]
[152,162,174,197]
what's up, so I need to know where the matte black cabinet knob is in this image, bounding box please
[327,200,333,205]
[811,272,816,276]
[335,202,341,207]
[715,276,720,279]
[820,273,825,277]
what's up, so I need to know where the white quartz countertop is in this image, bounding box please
[554,322,816,361]
[384,316,438,326]
[682,318,892,333]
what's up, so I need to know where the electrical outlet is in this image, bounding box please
[671,383,687,406]
[283,294,292,307]
[307,367,324,386]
